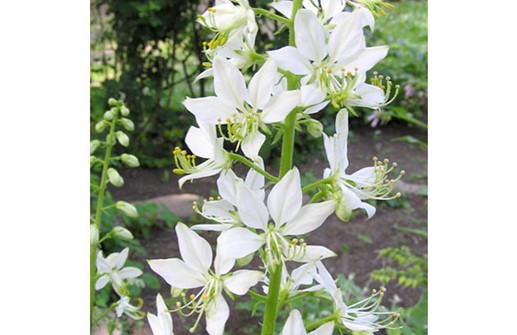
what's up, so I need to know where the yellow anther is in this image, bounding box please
[189,294,196,300]
[176,301,182,308]
[201,294,208,300]
[291,238,298,244]
[181,292,186,297]
[209,197,214,201]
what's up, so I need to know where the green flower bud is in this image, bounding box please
[94,120,108,133]
[103,109,115,121]
[335,197,352,222]
[236,253,254,267]
[107,168,124,187]
[90,140,101,155]
[119,118,134,131]
[111,226,134,240]
[116,131,130,147]
[121,153,140,167]
[120,106,130,116]
[307,119,324,138]
[116,201,138,218]
[90,225,99,245]
[90,156,98,168]
[108,98,118,106]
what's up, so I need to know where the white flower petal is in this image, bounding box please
[118,267,143,280]
[217,227,265,260]
[147,294,173,335]
[178,167,221,189]
[95,275,109,291]
[301,84,326,107]
[348,83,385,108]
[241,132,266,160]
[295,10,327,63]
[245,157,265,200]
[236,181,269,230]
[308,322,334,335]
[282,200,336,235]
[217,170,241,205]
[205,295,230,335]
[176,223,213,274]
[224,270,263,295]
[148,258,206,289]
[184,125,215,159]
[268,167,302,226]
[183,97,236,124]
[247,59,277,110]
[328,9,364,64]
[268,46,312,75]
[271,0,293,18]
[261,90,301,124]
[290,245,337,262]
[213,57,248,109]
[281,309,306,335]
[191,223,234,231]
[339,45,389,73]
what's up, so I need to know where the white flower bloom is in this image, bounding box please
[115,296,144,320]
[312,261,398,332]
[148,223,263,335]
[184,57,301,160]
[322,109,403,220]
[281,309,334,335]
[147,294,174,335]
[269,8,388,109]
[217,167,337,266]
[172,122,231,188]
[272,0,347,23]
[95,247,142,295]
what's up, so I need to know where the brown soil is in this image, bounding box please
[108,122,428,335]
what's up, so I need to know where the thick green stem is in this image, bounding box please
[228,153,279,183]
[90,114,118,327]
[260,264,283,335]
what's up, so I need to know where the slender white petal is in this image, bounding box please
[224,270,263,295]
[147,294,174,335]
[241,132,266,160]
[114,247,129,269]
[245,157,265,200]
[95,275,110,290]
[268,46,312,75]
[183,97,236,124]
[338,45,389,72]
[268,168,302,226]
[201,199,236,223]
[271,0,293,18]
[295,10,327,63]
[308,322,334,335]
[217,170,240,205]
[148,258,206,289]
[176,223,213,274]
[205,295,230,335]
[236,182,269,230]
[348,83,385,108]
[281,309,306,335]
[248,59,277,110]
[191,223,234,231]
[339,185,376,218]
[178,168,221,189]
[213,57,248,109]
[300,84,326,107]
[184,125,215,159]
[118,267,143,280]
[217,227,265,260]
[261,90,301,124]
[347,167,376,187]
[291,245,337,262]
[282,200,336,235]
[328,9,364,64]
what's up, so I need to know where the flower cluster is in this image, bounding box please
[146,1,403,334]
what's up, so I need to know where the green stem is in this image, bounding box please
[228,153,279,183]
[305,312,340,332]
[301,177,332,193]
[91,303,117,327]
[247,290,268,302]
[260,264,283,335]
[393,112,428,129]
[253,8,291,25]
[90,114,118,328]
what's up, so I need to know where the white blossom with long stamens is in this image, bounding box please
[147,294,174,335]
[95,247,143,295]
[148,223,263,335]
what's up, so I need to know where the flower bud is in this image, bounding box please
[307,119,323,138]
[335,201,352,222]
[116,201,138,218]
[108,97,118,106]
[94,120,108,133]
[103,109,115,121]
[120,106,130,116]
[119,118,134,131]
[90,140,101,155]
[116,131,130,147]
[121,153,140,167]
[107,168,124,187]
[111,226,134,240]
[90,225,99,245]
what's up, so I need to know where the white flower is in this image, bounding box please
[311,261,398,332]
[148,223,263,335]
[95,247,142,295]
[147,294,174,335]
[217,167,337,266]
[272,0,348,23]
[322,108,403,220]
[269,8,387,109]
[115,296,144,320]
[281,309,334,335]
[172,122,231,188]
[184,56,300,160]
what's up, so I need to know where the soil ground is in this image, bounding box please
[106,122,428,335]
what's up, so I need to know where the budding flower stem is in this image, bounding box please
[252,8,290,25]
[260,263,283,335]
[228,153,279,183]
[90,109,119,327]
[305,311,340,332]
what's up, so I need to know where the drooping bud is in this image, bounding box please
[90,140,101,155]
[116,131,130,147]
[103,109,115,121]
[119,118,135,131]
[94,120,108,133]
[111,226,134,240]
[90,156,99,168]
[120,106,130,116]
[107,168,124,187]
[108,98,118,106]
[116,201,138,218]
[306,119,324,138]
[90,224,99,245]
[120,153,140,168]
